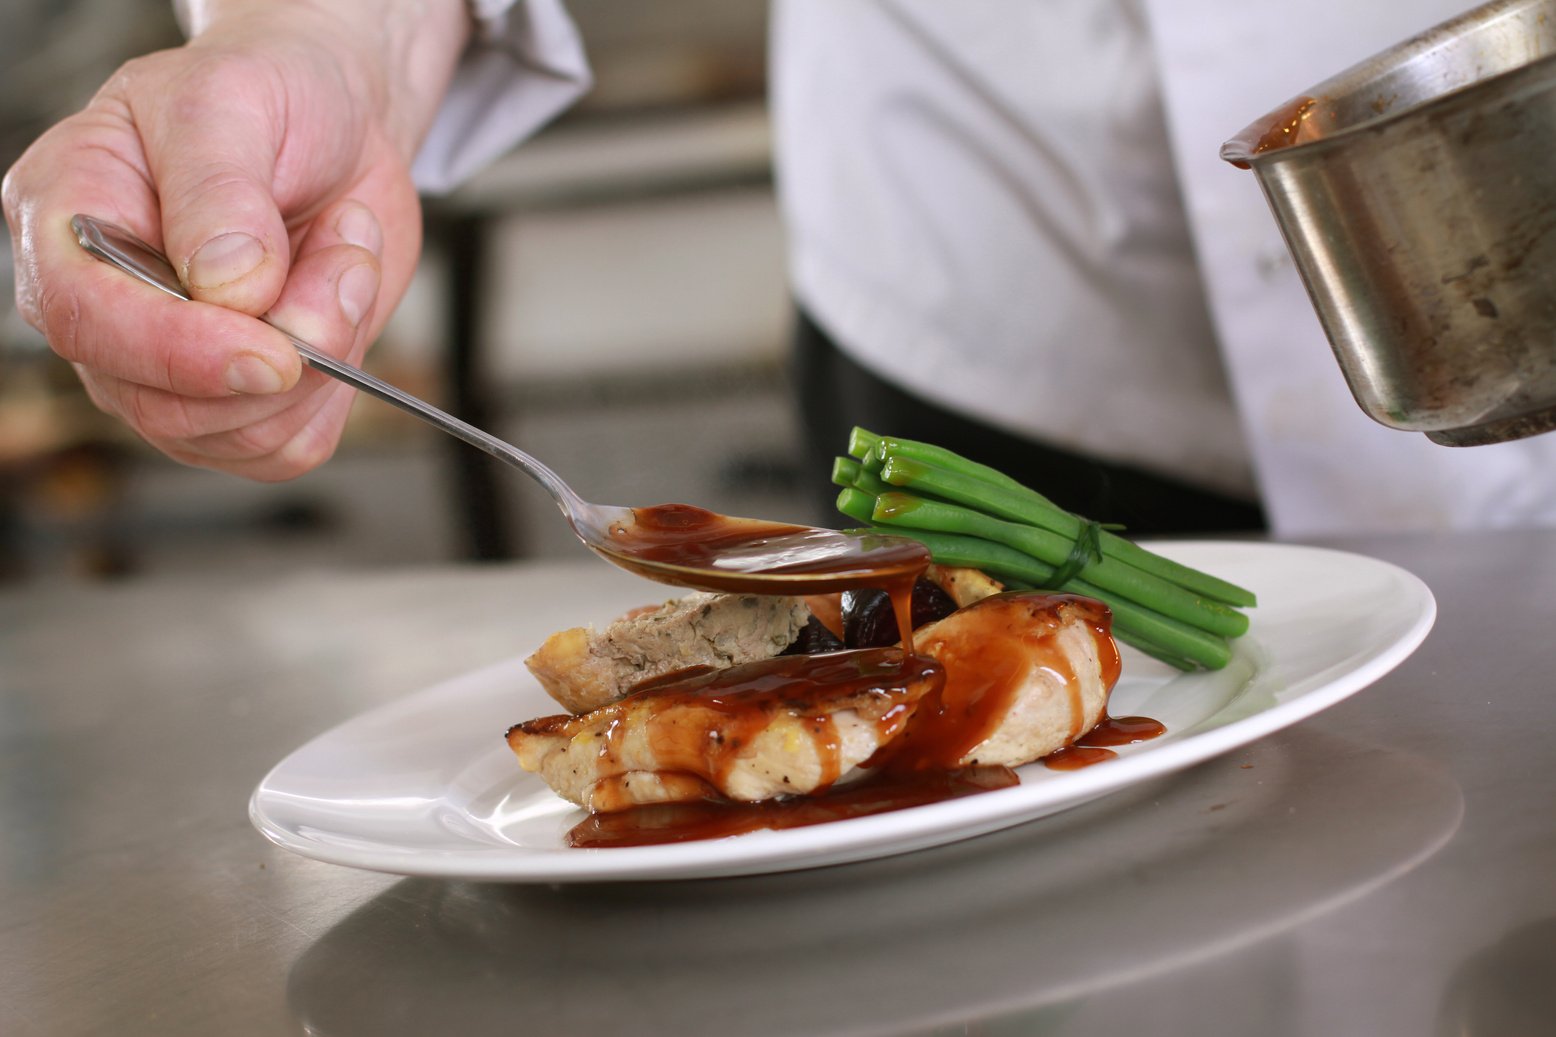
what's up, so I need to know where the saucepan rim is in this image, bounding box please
[1221,0,1556,167]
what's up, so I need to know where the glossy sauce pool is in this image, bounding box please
[569,766,1020,848]
[1042,714,1167,771]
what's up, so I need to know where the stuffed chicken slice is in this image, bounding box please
[524,592,811,715]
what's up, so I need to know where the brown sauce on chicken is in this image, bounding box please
[880,594,1121,772]
[550,589,1161,848]
[579,648,943,814]
[529,504,1167,847]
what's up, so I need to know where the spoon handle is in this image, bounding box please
[71,214,584,514]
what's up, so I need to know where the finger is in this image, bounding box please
[321,198,385,258]
[82,358,356,478]
[48,227,302,395]
[90,228,384,471]
[77,363,319,444]
[136,50,293,315]
[175,229,382,471]
[315,153,420,343]
[65,199,387,448]
[264,199,385,362]
[163,373,348,463]
[4,109,303,397]
[172,379,361,482]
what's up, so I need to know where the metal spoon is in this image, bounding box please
[71,214,927,595]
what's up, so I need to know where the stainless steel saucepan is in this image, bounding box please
[1223,0,1556,446]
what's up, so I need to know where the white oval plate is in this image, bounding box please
[251,542,1435,882]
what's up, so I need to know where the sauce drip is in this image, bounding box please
[886,579,917,652]
[567,766,1018,848]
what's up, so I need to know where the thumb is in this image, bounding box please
[144,67,292,316]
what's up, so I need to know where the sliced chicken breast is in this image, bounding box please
[884,592,1122,770]
[507,648,943,812]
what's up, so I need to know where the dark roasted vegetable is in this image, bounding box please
[842,577,958,648]
[780,614,847,655]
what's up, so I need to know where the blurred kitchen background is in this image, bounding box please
[0,0,814,585]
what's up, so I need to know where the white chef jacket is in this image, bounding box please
[373,0,1556,534]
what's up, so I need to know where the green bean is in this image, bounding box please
[871,492,1248,639]
[835,486,880,526]
[849,525,1227,670]
[831,456,893,498]
[851,427,1039,496]
[874,448,1257,608]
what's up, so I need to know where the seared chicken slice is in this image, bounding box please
[884,592,1122,770]
[525,592,810,714]
[507,649,943,812]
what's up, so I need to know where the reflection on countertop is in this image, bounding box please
[1437,917,1556,1037]
[287,726,1462,1037]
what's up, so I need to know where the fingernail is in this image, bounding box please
[188,233,266,289]
[337,263,379,327]
[334,203,383,254]
[225,353,286,394]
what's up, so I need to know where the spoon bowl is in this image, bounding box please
[72,215,928,595]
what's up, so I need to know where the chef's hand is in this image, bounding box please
[1,0,469,480]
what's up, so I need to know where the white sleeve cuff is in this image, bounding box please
[171,0,592,196]
[413,0,593,195]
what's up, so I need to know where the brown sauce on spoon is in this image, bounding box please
[601,504,928,647]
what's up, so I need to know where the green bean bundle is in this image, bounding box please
[832,429,1257,671]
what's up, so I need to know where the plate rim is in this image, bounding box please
[249,540,1437,882]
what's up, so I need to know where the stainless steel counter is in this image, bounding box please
[3,531,1554,1036]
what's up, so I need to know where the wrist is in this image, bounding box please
[181,0,472,161]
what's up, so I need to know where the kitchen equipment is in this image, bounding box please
[72,214,926,593]
[1222,0,1556,446]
